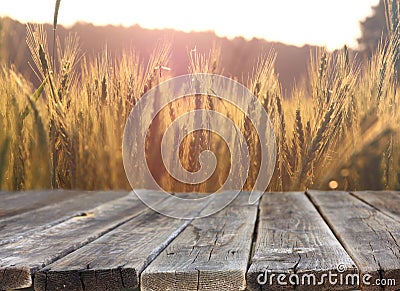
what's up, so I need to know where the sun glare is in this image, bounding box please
[1,0,379,49]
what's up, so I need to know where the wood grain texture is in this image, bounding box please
[34,194,206,291]
[0,191,128,245]
[0,190,90,219]
[307,190,400,291]
[141,191,258,291]
[0,191,163,290]
[351,191,400,222]
[247,192,357,291]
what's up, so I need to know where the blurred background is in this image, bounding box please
[0,0,384,94]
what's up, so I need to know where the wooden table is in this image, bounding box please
[0,190,399,291]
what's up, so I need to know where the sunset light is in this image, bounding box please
[1,0,379,50]
[1,0,400,288]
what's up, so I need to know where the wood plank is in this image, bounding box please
[307,190,400,291]
[0,190,88,219]
[351,191,400,223]
[0,190,165,290]
[34,193,207,291]
[141,191,258,291]
[0,190,128,245]
[247,192,357,291]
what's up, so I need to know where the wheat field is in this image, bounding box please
[0,2,399,192]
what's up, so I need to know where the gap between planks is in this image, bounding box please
[307,190,400,291]
[0,190,164,290]
[34,192,216,291]
[247,191,358,291]
[0,190,129,246]
[141,192,259,291]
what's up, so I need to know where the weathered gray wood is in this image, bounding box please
[247,192,357,291]
[0,190,165,290]
[351,191,400,222]
[307,190,400,291]
[0,191,128,245]
[141,191,258,291]
[34,193,207,291]
[0,190,88,219]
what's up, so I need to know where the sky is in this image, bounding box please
[1,0,380,50]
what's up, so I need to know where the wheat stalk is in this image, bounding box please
[53,0,61,70]
[2,1,400,191]
[0,138,10,189]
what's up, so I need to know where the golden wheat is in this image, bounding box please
[0,1,399,191]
